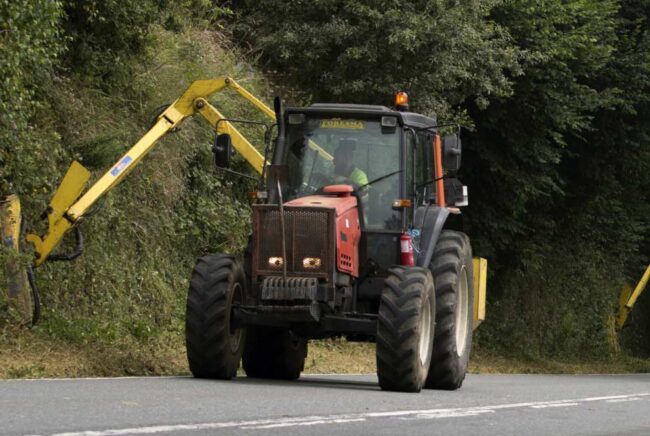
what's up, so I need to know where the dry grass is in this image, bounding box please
[469,348,650,374]
[0,327,189,379]
[1,329,648,380]
[304,339,376,374]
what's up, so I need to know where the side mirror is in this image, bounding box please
[213,133,233,168]
[444,178,468,206]
[442,134,462,172]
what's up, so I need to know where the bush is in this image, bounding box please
[234,0,519,121]
[1,0,268,349]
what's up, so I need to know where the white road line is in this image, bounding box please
[242,418,367,429]
[401,410,494,420]
[530,402,579,409]
[49,393,649,436]
[606,397,642,403]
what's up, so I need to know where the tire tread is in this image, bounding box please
[425,231,474,390]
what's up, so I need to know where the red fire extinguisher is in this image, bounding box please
[400,233,415,266]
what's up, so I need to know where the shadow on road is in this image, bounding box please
[225,374,382,392]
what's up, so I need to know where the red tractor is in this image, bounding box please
[2,78,483,393]
[186,93,477,392]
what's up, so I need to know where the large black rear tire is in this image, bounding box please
[185,254,246,379]
[425,231,474,390]
[376,266,435,393]
[243,327,308,380]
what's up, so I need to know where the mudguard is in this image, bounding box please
[414,205,449,268]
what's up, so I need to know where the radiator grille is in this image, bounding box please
[254,206,332,277]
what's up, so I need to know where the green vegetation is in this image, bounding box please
[1,0,649,377]
[233,0,520,121]
[1,1,264,369]
[236,0,650,359]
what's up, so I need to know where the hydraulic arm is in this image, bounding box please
[617,264,650,329]
[25,77,274,266]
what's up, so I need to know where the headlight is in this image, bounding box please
[268,256,284,267]
[302,257,321,268]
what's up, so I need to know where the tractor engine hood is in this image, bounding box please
[252,185,361,283]
[284,185,361,277]
[284,185,358,216]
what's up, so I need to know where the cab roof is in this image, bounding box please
[286,103,437,130]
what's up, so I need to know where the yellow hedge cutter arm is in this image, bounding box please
[617,264,650,329]
[30,78,273,266]
[2,78,274,322]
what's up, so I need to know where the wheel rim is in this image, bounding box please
[229,282,244,353]
[418,296,433,366]
[456,266,469,356]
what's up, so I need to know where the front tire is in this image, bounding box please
[185,254,246,379]
[376,266,435,392]
[425,231,474,390]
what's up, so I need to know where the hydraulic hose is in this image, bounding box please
[19,214,41,326]
[26,264,40,326]
[47,226,84,262]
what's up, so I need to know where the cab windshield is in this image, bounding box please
[283,115,402,230]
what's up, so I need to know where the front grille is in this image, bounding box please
[253,205,333,278]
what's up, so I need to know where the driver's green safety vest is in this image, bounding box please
[350,167,368,187]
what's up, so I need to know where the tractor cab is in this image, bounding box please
[263,101,456,277]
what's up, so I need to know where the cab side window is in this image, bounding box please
[415,131,434,205]
[404,129,416,198]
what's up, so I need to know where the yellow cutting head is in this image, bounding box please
[1,194,34,325]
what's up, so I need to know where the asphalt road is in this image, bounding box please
[1,373,649,436]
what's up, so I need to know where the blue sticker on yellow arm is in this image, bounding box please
[110,156,133,177]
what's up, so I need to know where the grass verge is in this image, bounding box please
[1,328,647,379]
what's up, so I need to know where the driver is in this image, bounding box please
[333,139,368,187]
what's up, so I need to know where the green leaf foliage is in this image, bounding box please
[464,0,650,356]
[0,0,65,197]
[61,0,159,87]
[237,0,650,357]
[1,0,648,363]
[1,4,261,354]
[234,0,520,121]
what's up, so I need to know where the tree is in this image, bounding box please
[234,0,519,120]
[235,0,650,356]
[465,0,649,355]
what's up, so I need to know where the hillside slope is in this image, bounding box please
[1,2,648,377]
[0,21,270,374]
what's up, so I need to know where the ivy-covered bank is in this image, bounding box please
[1,1,264,366]
[1,1,649,377]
